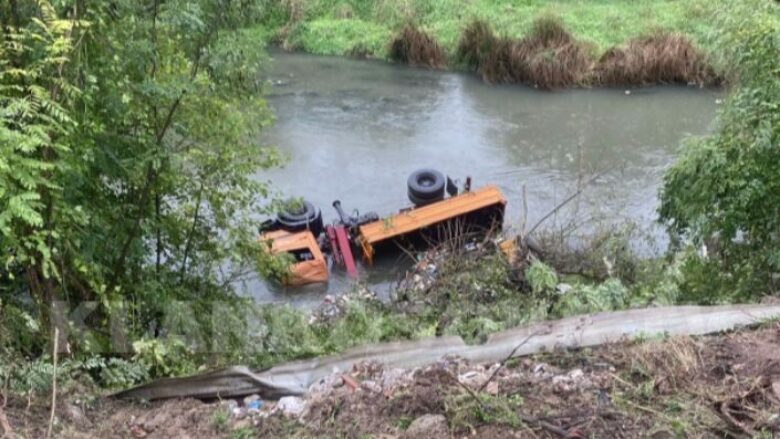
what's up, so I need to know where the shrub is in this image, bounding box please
[659,1,780,299]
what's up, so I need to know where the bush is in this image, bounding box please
[659,0,780,299]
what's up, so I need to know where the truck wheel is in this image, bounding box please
[278,200,324,236]
[407,169,445,202]
[408,190,444,207]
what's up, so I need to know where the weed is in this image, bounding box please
[212,408,230,432]
[594,32,719,86]
[455,20,496,70]
[395,416,413,430]
[388,24,447,69]
[526,261,558,295]
[231,426,256,439]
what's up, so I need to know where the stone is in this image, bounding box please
[361,380,382,393]
[403,414,448,438]
[61,402,92,428]
[231,407,247,419]
[218,399,238,411]
[277,396,305,418]
[485,381,499,396]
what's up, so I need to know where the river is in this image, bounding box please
[242,50,720,307]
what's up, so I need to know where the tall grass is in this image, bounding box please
[260,0,726,57]
[455,17,716,89]
[594,32,719,86]
[388,25,447,68]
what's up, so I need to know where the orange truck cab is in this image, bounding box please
[260,229,329,286]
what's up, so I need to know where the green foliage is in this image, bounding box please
[287,18,391,55]
[1,0,282,366]
[446,390,524,432]
[0,1,84,287]
[251,295,425,368]
[231,427,256,439]
[552,278,631,317]
[526,260,557,295]
[132,337,197,377]
[212,408,230,432]
[659,0,780,299]
[258,0,726,59]
[0,353,148,396]
[81,356,150,389]
[0,299,41,355]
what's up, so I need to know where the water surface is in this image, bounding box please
[243,51,719,307]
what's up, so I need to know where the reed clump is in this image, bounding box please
[455,20,497,71]
[457,16,592,89]
[456,18,719,89]
[388,24,447,69]
[594,32,719,86]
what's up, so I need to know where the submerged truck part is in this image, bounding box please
[326,225,358,277]
[260,230,329,286]
[358,185,507,263]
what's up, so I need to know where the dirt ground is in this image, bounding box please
[2,323,780,438]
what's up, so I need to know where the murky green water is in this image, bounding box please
[243,51,720,307]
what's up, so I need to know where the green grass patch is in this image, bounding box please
[259,0,725,58]
[287,18,392,56]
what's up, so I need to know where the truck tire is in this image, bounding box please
[407,169,445,202]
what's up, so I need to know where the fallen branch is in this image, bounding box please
[478,330,542,393]
[0,407,12,437]
[527,173,602,236]
[45,328,59,439]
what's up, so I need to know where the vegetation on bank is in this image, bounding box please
[1,0,279,381]
[0,0,778,424]
[258,0,728,88]
[262,0,723,58]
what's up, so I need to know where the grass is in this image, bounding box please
[286,18,392,55]
[260,0,724,59]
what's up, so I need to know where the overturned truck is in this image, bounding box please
[260,169,507,285]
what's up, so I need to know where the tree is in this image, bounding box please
[659,0,780,301]
[1,0,278,352]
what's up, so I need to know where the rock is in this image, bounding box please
[485,381,499,396]
[772,377,780,400]
[231,407,247,419]
[61,402,92,428]
[403,414,448,438]
[277,396,305,418]
[361,380,382,393]
[218,399,238,411]
[130,425,148,438]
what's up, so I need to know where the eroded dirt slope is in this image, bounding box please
[3,324,780,438]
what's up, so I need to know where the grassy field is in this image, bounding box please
[263,0,722,60]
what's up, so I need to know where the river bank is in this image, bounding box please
[257,0,728,88]
[5,321,779,438]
